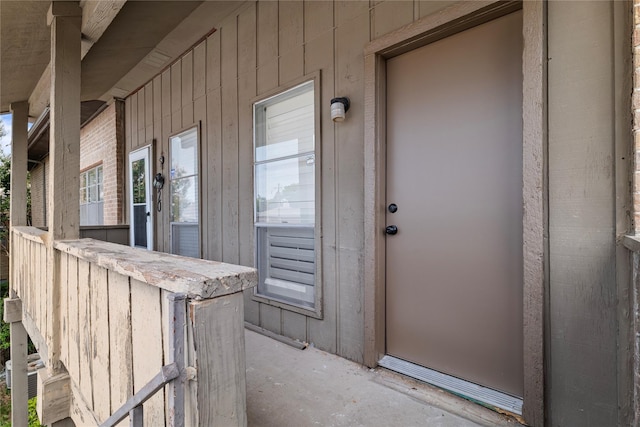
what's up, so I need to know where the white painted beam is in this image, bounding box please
[8,101,30,427]
[9,101,28,229]
[48,0,82,244]
[47,0,82,385]
[9,321,28,427]
[29,0,128,117]
[80,0,127,53]
[28,67,51,119]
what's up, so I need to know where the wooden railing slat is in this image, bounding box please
[26,238,29,311]
[91,265,111,422]
[68,255,80,386]
[78,259,94,410]
[33,241,38,326]
[130,279,164,427]
[160,290,171,424]
[23,237,28,317]
[33,242,39,332]
[40,244,47,351]
[60,252,69,367]
[107,272,133,427]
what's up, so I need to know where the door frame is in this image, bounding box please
[129,145,154,250]
[362,1,546,425]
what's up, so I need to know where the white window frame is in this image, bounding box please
[129,146,153,250]
[169,125,201,259]
[252,73,323,319]
[80,164,104,226]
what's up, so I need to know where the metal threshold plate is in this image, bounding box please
[378,355,523,415]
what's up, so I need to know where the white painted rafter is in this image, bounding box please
[28,0,128,117]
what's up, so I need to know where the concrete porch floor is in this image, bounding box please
[245,330,522,427]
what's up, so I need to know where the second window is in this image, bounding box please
[254,80,318,311]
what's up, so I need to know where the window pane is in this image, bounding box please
[255,81,314,162]
[171,128,198,178]
[133,205,147,248]
[171,176,199,223]
[89,185,97,203]
[97,167,103,202]
[171,223,199,258]
[255,156,314,224]
[88,169,96,187]
[132,159,146,204]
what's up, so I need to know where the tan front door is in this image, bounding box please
[385,11,524,397]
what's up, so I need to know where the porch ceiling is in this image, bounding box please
[80,0,204,101]
[0,0,204,117]
[0,1,51,115]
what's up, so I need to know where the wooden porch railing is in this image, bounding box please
[10,227,49,357]
[8,226,257,426]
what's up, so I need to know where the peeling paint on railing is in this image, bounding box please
[11,226,256,426]
[53,238,257,300]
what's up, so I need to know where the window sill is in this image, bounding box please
[251,290,323,320]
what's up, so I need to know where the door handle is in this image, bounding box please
[385,225,398,235]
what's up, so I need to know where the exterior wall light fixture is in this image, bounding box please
[330,97,350,122]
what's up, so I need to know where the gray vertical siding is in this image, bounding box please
[123,0,500,366]
[548,2,624,425]
[124,0,419,364]
[122,2,633,424]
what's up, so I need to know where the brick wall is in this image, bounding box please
[29,99,125,226]
[80,101,125,225]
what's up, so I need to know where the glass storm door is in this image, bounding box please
[129,147,153,250]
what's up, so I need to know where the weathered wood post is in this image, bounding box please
[37,1,82,425]
[6,100,30,427]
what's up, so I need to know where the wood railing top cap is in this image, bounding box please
[50,237,257,300]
